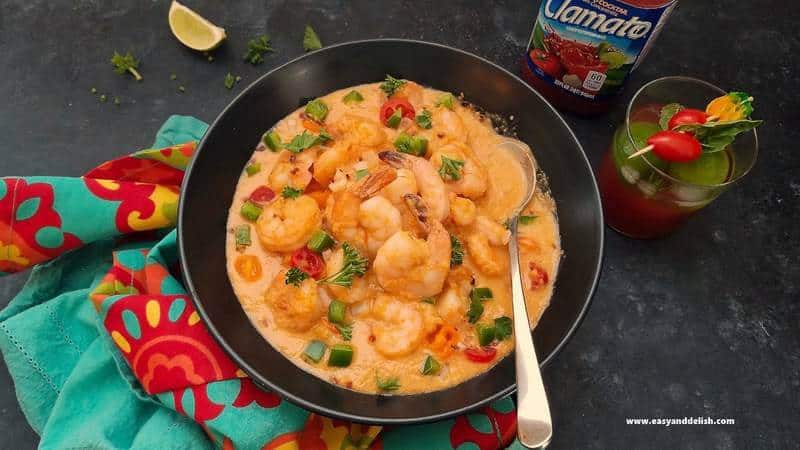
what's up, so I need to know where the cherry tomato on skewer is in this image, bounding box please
[668,108,709,131]
[647,130,703,163]
[379,98,415,126]
[290,247,325,279]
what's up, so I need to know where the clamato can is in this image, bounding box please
[521,0,677,115]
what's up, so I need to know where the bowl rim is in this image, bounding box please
[178,38,604,424]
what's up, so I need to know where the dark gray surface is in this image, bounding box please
[0,1,798,449]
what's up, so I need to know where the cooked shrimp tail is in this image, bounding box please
[352,165,397,198]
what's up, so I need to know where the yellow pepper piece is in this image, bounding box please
[706,92,753,122]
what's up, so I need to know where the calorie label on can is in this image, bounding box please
[526,0,677,102]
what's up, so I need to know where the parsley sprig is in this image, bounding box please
[380,75,406,97]
[110,51,142,81]
[320,243,367,288]
[285,267,309,286]
[303,25,322,51]
[438,155,465,181]
[244,35,274,65]
[450,233,464,267]
[281,186,303,199]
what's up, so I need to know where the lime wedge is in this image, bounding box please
[668,151,731,185]
[612,122,668,184]
[168,1,226,51]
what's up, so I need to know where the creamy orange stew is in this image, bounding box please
[225,79,560,394]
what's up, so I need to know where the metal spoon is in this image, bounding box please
[497,137,552,449]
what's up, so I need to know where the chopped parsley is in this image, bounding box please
[439,155,465,181]
[303,25,322,51]
[343,90,364,104]
[224,72,236,90]
[284,130,329,153]
[380,75,406,97]
[281,186,303,199]
[243,35,274,65]
[393,133,428,156]
[494,316,513,340]
[110,51,142,81]
[335,324,352,341]
[285,267,309,286]
[449,233,464,267]
[467,287,493,324]
[320,243,367,288]
[415,109,433,129]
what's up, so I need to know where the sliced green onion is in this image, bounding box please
[234,224,251,249]
[470,287,494,302]
[343,90,364,104]
[376,374,401,391]
[435,92,456,110]
[494,316,513,340]
[308,229,335,253]
[303,340,327,363]
[519,215,538,225]
[328,299,347,325]
[240,201,263,221]
[415,109,432,129]
[327,344,353,367]
[305,99,329,122]
[421,355,441,375]
[476,323,496,346]
[355,168,370,180]
[245,162,261,177]
[386,108,403,128]
[262,130,282,151]
[394,133,428,156]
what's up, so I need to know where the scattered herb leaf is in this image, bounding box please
[421,355,441,375]
[335,324,352,341]
[376,373,401,391]
[450,233,464,267]
[320,243,367,287]
[494,316,513,340]
[281,186,303,199]
[303,25,322,51]
[415,109,433,129]
[110,51,142,81]
[305,99,329,122]
[659,103,684,130]
[393,132,428,156]
[438,155,465,181]
[519,215,538,225]
[285,267,309,286]
[244,35,274,65]
[380,75,406,97]
[435,93,456,110]
[224,72,235,90]
[343,90,364,104]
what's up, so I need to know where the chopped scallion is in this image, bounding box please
[240,201,263,221]
[476,323,496,346]
[386,108,403,128]
[303,340,327,363]
[245,162,261,176]
[305,99,329,122]
[343,90,364,104]
[327,344,353,367]
[519,215,538,225]
[234,224,251,250]
[328,299,347,325]
[494,316,513,340]
[262,130,282,151]
[307,229,335,253]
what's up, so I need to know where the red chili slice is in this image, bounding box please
[528,262,549,289]
[379,98,415,126]
[290,247,325,279]
[464,346,497,363]
[249,186,275,204]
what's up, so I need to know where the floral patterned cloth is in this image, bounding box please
[0,115,521,449]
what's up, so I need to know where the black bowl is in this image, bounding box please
[179,39,603,425]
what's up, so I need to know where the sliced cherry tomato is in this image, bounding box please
[301,117,323,133]
[464,346,497,363]
[380,98,415,126]
[249,186,276,204]
[668,109,709,131]
[290,247,325,279]
[234,255,262,282]
[647,130,702,163]
[528,262,549,289]
[529,49,563,79]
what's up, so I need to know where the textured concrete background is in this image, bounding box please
[1,1,798,449]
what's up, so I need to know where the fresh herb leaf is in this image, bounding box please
[335,324,352,341]
[244,35,274,65]
[421,355,441,375]
[285,267,309,286]
[415,109,432,129]
[281,186,303,199]
[519,215,538,225]
[320,243,367,288]
[303,25,322,51]
[438,155,465,181]
[343,90,364,104]
[393,133,428,156]
[304,99,329,122]
[99,94,107,102]
[450,233,464,267]
[675,119,762,153]
[284,131,327,153]
[380,75,406,97]
[494,316,513,340]
[355,168,369,180]
[435,93,456,110]
[376,373,401,391]
[659,103,684,130]
[110,51,142,81]
[224,72,236,90]
[466,296,484,324]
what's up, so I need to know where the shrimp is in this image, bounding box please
[323,248,376,304]
[352,166,397,199]
[325,190,367,250]
[429,142,488,199]
[465,232,505,276]
[370,294,425,358]
[314,140,361,186]
[256,195,322,252]
[264,270,323,332]
[427,107,467,150]
[378,151,449,222]
[373,194,451,298]
[474,215,510,246]
[436,266,473,325]
[380,168,418,205]
[268,149,316,192]
[328,114,387,147]
[449,193,477,226]
[359,196,402,254]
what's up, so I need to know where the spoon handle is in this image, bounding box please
[508,217,553,449]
